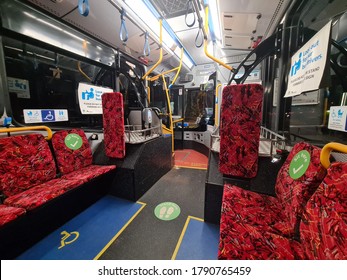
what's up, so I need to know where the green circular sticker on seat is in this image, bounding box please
[289,150,310,179]
[154,202,180,221]
[64,133,83,150]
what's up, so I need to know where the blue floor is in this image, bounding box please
[17,196,144,260]
[174,217,220,260]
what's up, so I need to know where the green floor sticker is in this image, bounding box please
[289,150,310,179]
[154,202,180,221]
[65,133,83,150]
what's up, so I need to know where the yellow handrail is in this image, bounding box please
[142,19,163,80]
[0,126,53,140]
[147,86,151,105]
[169,47,183,88]
[204,6,233,71]
[215,83,222,126]
[172,118,184,124]
[320,142,347,169]
[77,61,92,82]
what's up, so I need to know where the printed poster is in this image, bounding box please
[285,21,332,98]
[78,83,112,114]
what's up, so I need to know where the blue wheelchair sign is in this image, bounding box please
[41,110,56,122]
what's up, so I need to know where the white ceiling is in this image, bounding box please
[25,0,291,70]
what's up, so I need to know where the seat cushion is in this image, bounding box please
[0,205,26,227]
[219,84,263,178]
[300,162,347,260]
[61,164,116,182]
[4,178,82,210]
[0,134,56,197]
[275,142,326,235]
[218,221,305,260]
[221,185,294,237]
[51,129,93,175]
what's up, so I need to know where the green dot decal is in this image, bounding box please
[64,133,83,150]
[289,150,311,179]
[154,202,180,221]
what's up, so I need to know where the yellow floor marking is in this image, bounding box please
[171,215,204,260]
[93,201,147,260]
[173,165,207,171]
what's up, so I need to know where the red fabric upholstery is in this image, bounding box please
[0,134,56,197]
[274,142,326,233]
[218,142,327,259]
[102,92,125,158]
[300,162,347,259]
[219,84,263,178]
[4,178,82,211]
[221,185,293,237]
[219,222,305,260]
[51,129,93,175]
[0,205,26,227]
[61,164,116,182]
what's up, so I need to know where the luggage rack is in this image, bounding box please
[210,126,286,156]
[124,124,162,144]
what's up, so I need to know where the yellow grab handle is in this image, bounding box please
[0,125,53,140]
[204,6,233,71]
[320,142,347,169]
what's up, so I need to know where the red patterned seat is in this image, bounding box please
[4,178,82,210]
[51,128,116,182]
[218,142,327,259]
[219,84,263,178]
[300,162,347,259]
[102,92,125,158]
[0,134,56,197]
[0,205,26,227]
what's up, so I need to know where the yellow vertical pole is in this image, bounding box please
[162,75,174,154]
[215,84,222,126]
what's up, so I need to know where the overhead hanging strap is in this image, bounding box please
[143,31,150,57]
[142,19,163,80]
[119,8,128,45]
[185,0,196,28]
[195,17,204,48]
[78,0,90,17]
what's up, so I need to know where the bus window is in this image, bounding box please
[2,37,116,129]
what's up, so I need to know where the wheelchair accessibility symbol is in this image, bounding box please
[58,230,79,249]
[41,110,56,122]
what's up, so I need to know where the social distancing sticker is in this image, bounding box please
[289,150,310,179]
[154,202,180,221]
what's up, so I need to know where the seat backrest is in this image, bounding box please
[102,92,125,159]
[51,128,93,175]
[275,142,326,235]
[300,162,347,259]
[219,84,263,178]
[0,134,56,197]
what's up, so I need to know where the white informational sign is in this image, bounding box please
[285,21,331,98]
[23,109,69,124]
[7,77,30,99]
[78,83,112,114]
[328,106,347,132]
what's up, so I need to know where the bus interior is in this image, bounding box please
[0,0,347,261]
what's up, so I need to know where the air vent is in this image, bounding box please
[223,35,253,50]
[222,12,261,35]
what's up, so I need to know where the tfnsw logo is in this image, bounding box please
[82,87,103,100]
[291,52,302,77]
